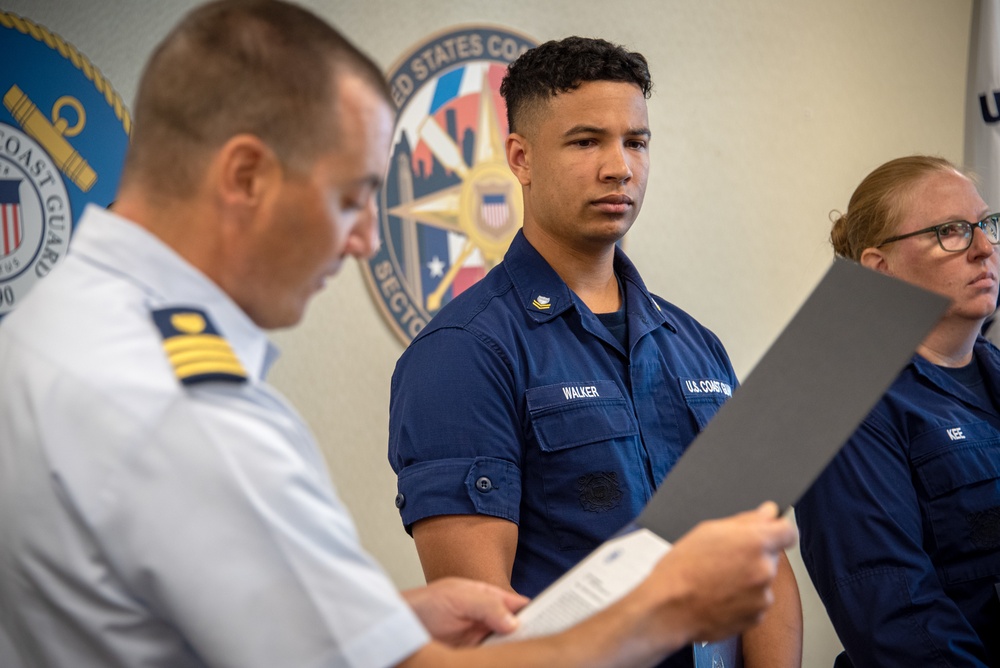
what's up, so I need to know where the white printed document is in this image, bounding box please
[483,528,671,644]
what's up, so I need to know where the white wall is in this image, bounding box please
[7,1,975,665]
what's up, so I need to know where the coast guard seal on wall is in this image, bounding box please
[363,25,536,344]
[0,11,130,317]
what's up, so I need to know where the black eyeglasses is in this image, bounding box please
[876,214,1000,252]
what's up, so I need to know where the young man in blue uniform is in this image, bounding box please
[389,36,802,667]
[0,4,797,667]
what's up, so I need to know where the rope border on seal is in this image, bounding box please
[0,10,132,135]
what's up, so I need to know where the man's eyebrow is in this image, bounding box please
[561,125,652,138]
[563,125,606,138]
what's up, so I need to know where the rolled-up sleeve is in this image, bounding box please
[389,327,523,531]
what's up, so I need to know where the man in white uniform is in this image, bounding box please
[0,2,796,667]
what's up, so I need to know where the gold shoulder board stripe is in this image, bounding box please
[151,307,248,386]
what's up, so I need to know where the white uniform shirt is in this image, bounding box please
[0,205,429,668]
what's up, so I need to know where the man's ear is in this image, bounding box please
[860,247,890,275]
[213,134,280,209]
[505,133,531,187]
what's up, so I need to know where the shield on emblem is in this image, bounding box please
[480,193,508,230]
[473,180,515,241]
[0,179,22,258]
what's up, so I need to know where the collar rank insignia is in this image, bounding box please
[151,307,248,386]
[531,295,552,310]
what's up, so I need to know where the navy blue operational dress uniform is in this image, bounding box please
[389,230,737,639]
[798,337,1000,667]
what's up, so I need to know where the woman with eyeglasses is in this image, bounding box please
[796,155,1000,668]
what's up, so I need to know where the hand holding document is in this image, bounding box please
[486,260,949,666]
[483,528,672,644]
[485,503,794,643]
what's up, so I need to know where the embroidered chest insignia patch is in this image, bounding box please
[151,307,247,386]
[576,471,623,512]
[968,506,1000,550]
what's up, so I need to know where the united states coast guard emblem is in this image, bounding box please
[0,124,69,312]
[362,26,536,344]
[0,11,130,317]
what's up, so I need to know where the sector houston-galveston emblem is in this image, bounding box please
[363,26,536,344]
[0,12,130,317]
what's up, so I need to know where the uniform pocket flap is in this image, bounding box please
[914,426,1000,498]
[527,380,638,452]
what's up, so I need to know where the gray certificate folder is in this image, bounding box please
[637,258,949,542]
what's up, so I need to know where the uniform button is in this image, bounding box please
[475,476,493,492]
[394,493,405,508]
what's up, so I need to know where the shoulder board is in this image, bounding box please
[150,307,248,386]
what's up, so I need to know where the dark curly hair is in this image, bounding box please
[499,36,652,134]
